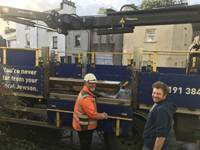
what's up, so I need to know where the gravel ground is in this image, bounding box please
[175,141,199,150]
[0,124,199,150]
[0,124,76,150]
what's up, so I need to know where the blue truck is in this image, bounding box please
[0,47,200,149]
[0,4,200,150]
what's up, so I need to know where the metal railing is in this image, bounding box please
[142,49,200,72]
[65,51,134,66]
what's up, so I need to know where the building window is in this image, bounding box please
[95,55,113,65]
[53,36,58,49]
[75,35,81,47]
[25,33,30,48]
[145,29,156,42]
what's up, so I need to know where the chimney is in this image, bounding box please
[61,0,76,9]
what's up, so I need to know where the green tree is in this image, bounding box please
[120,4,138,11]
[141,0,177,10]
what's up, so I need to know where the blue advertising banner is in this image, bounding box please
[6,49,36,67]
[139,72,200,109]
[0,65,44,97]
[54,63,132,81]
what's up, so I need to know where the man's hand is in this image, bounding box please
[97,112,108,120]
[102,112,108,119]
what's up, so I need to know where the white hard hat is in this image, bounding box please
[84,73,97,83]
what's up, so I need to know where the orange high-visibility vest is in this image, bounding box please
[72,86,97,131]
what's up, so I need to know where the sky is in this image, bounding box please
[0,0,199,15]
[0,0,199,36]
[0,0,140,15]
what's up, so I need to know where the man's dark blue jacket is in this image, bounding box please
[143,100,176,150]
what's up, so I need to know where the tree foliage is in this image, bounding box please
[120,4,138,11]
[141,0,177,10]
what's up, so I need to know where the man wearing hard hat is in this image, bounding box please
[72,73,108,150]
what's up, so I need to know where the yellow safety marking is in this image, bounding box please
[67,51,133,57]
[153,51,158,72]
[116,119,120,136]
[91,52,95,64]
[35,48,39,66]
[192,57,197,68]
[127,53,132,65]
[120,17,125,24]
[3,47,6,65]
[56,111,61,128]
[82,52,87,64]
[120,18,125,28]
[48,108,73,114]
[47,108,132,121]
[78,53,81,64]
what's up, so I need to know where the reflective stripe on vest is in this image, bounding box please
[77,92,97,128]
[77,112,97,125]
[77,112,89,125]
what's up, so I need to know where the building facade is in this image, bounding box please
[123,24,193,68]
[90,32,123,65]
[65,30,123,65]
[15,0,76,61]
[65,30,90,63]
[65,7,124,65]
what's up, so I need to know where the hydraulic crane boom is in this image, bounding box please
[0,6,59,32]
[1,4,200,34]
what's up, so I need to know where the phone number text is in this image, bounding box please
[169,86,200,95]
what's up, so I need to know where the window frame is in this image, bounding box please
[75,35,81,47]
[52,36,58,49]
[145,28,157,43]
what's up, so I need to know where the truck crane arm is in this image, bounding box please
[0,6,60,32]
[1,4,200,34]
